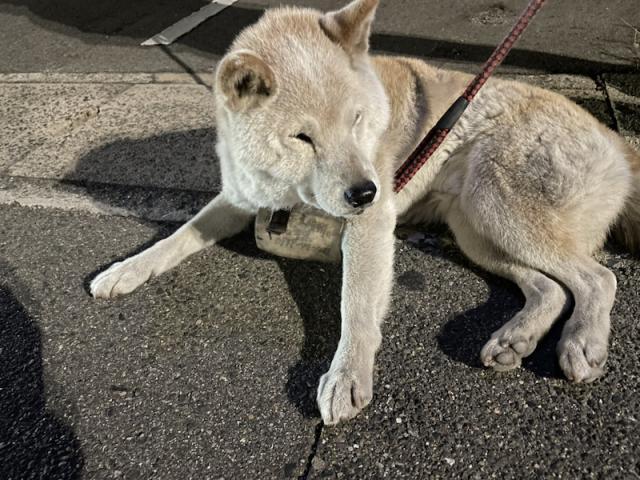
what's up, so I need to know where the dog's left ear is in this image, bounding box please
[320,0,379,57]
[216,50,277,112]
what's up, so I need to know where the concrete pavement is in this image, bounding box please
[1,0,639,74]
[1,1,640,478]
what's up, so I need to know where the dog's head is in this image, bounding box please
[214,0,390,217]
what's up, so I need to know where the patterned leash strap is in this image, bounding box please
[393,0,547,193]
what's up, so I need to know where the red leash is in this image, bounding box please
[393,0,547,193]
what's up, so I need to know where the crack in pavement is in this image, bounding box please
[595,73,622,133]
[299,421,324,480]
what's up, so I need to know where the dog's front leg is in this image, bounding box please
[317,202,396,425]
[91,192,253,299]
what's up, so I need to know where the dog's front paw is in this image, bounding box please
[90,258,151,299]
[557,336,608,383]
[317,365,373,426]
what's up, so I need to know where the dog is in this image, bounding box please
[91,0,640,425]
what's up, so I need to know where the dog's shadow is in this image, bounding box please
[277,258,341,417]
[214,235,342,418]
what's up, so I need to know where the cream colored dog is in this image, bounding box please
[91,0,640,425]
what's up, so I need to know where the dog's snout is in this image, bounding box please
[344,181,377,208]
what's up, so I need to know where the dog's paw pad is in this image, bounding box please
[317,369,372,426]
[481,334,536,372]
[558,338,607,383]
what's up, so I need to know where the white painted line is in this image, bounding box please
[0,188,132,218]
[0,72,214,85]
[141,0,239,46]
[0,182,195,223]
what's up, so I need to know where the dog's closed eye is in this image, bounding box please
[294,133,315,146]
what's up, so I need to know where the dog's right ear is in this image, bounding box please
[216,50,277,112]
[320,0,379,57]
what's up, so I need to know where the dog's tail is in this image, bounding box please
[611,141,640,254]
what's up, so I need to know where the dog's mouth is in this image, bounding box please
[297,187,319,207]
[347,207,366,216]
[303,203,365,220]
[337,207,368,219]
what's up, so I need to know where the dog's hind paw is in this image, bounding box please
[317,366,372,426]
[90,259,151,299]
[557,337,607,383]
[480,329,537,372]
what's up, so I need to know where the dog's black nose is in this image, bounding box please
[344,181,377,208]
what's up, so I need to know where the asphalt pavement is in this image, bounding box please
[1,1,639,479]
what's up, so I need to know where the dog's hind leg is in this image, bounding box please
[541,257,616,382]
[91,192,253,299]
[453,202,616,381]
[453,130,626,381]
[446,208,571,371]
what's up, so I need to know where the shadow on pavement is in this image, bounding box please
[605,74,640,99]
[1,0,261,56]
[0,261,84,478]
[277,258,341,418]
[212,236,342,419]
[59,128,219,294]
[214,233,343,418]
[436,271,567,380]
[62,128,220,194]
[371,33,639,75]
[205,233,343,419]
[3,0,638,74]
